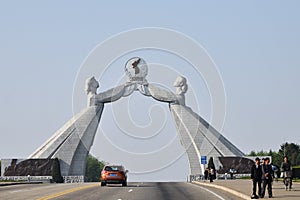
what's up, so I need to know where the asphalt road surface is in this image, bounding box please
[0,182,241,200]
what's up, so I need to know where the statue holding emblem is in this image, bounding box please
[86,57,188,106]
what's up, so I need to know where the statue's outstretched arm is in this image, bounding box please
[148,84,178,103]
[94,85,125,103]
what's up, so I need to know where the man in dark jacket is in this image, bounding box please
[251,157,262,199]
[261,157,274,198]
[281,156,293,191]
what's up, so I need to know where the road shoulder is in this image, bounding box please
[192,181,249,200]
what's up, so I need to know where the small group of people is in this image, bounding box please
[204,167,216,183]
[251,156,293,199]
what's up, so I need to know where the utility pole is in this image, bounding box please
[283,138,286,157]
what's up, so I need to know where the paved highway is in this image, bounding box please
[0,182,241,200]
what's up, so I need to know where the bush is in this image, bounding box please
[85,155,105,182]
[293,166,300,179]
[208,157,215,169]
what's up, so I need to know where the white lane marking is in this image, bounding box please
[9,189,26,193]
[128,189,133,192]
[197,185,226,200]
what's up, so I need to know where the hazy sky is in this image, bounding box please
[0,1,299,181]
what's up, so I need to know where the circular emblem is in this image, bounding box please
[125,57,148,83]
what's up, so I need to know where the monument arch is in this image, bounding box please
[29,57,244,178]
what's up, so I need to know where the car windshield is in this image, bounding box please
[105,166,123,171]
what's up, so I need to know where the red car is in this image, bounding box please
[100,165,128,186]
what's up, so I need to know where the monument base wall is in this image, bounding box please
[1,158,53,177]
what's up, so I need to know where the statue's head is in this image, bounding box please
[173,76,188,95]
[85,76,99,95]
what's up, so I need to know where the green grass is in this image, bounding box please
[277,178,300,182]
[292,178,300,182]
[237,177,300,182]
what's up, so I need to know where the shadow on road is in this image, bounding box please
[104,183,154,188]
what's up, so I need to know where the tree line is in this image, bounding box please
[85,154,106,182]
[248,142,300,168]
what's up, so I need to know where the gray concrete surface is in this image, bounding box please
[0,182,243,200]
[194,179,300,199]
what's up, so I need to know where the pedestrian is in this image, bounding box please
[261,157,273,198]
[209,167,214,183]
[261,158,265,165]
[281,156,293,191]
[229,168,234,179]
[250,157,262,199]
[204,168,209,180]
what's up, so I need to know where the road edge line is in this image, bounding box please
[192,181,249,200]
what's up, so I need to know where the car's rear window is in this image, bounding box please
[104,166,124,171]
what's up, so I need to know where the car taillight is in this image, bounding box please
[101,170,107,175]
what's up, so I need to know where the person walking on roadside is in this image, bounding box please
[251,157,262,199]
[261,157,274,198]
[204,167,209,181]
[281,156,293,191]
[209,167,215,183]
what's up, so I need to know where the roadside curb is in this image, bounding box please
[0,182,43,187]
[192,181,249,200]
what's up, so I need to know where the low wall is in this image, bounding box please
[0,176,85,183]
[0,176,52,182]
[63,176,85,183]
